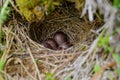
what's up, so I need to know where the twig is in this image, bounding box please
[27,46,42,80]
[10,0,21,14]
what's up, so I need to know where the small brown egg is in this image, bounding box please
[43,38,58,50]
[54,32,68,45]
[58,42,73,50]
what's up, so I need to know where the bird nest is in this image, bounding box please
[3,1,105,80]
[29,2,102,51]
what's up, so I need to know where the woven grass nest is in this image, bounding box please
[29,2,102,51]
[3,1,115,80]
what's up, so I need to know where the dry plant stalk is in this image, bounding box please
[1,0,119,80]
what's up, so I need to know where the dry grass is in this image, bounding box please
[0,0,119,80]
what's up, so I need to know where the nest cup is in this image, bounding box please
[29,2,102,51]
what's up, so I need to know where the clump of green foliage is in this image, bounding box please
[45,72,55,80]
[0,1,11,80]
[93,63,102,73]
[0,0,10,26]
[98,34,112,52]
[113,0,120,8]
